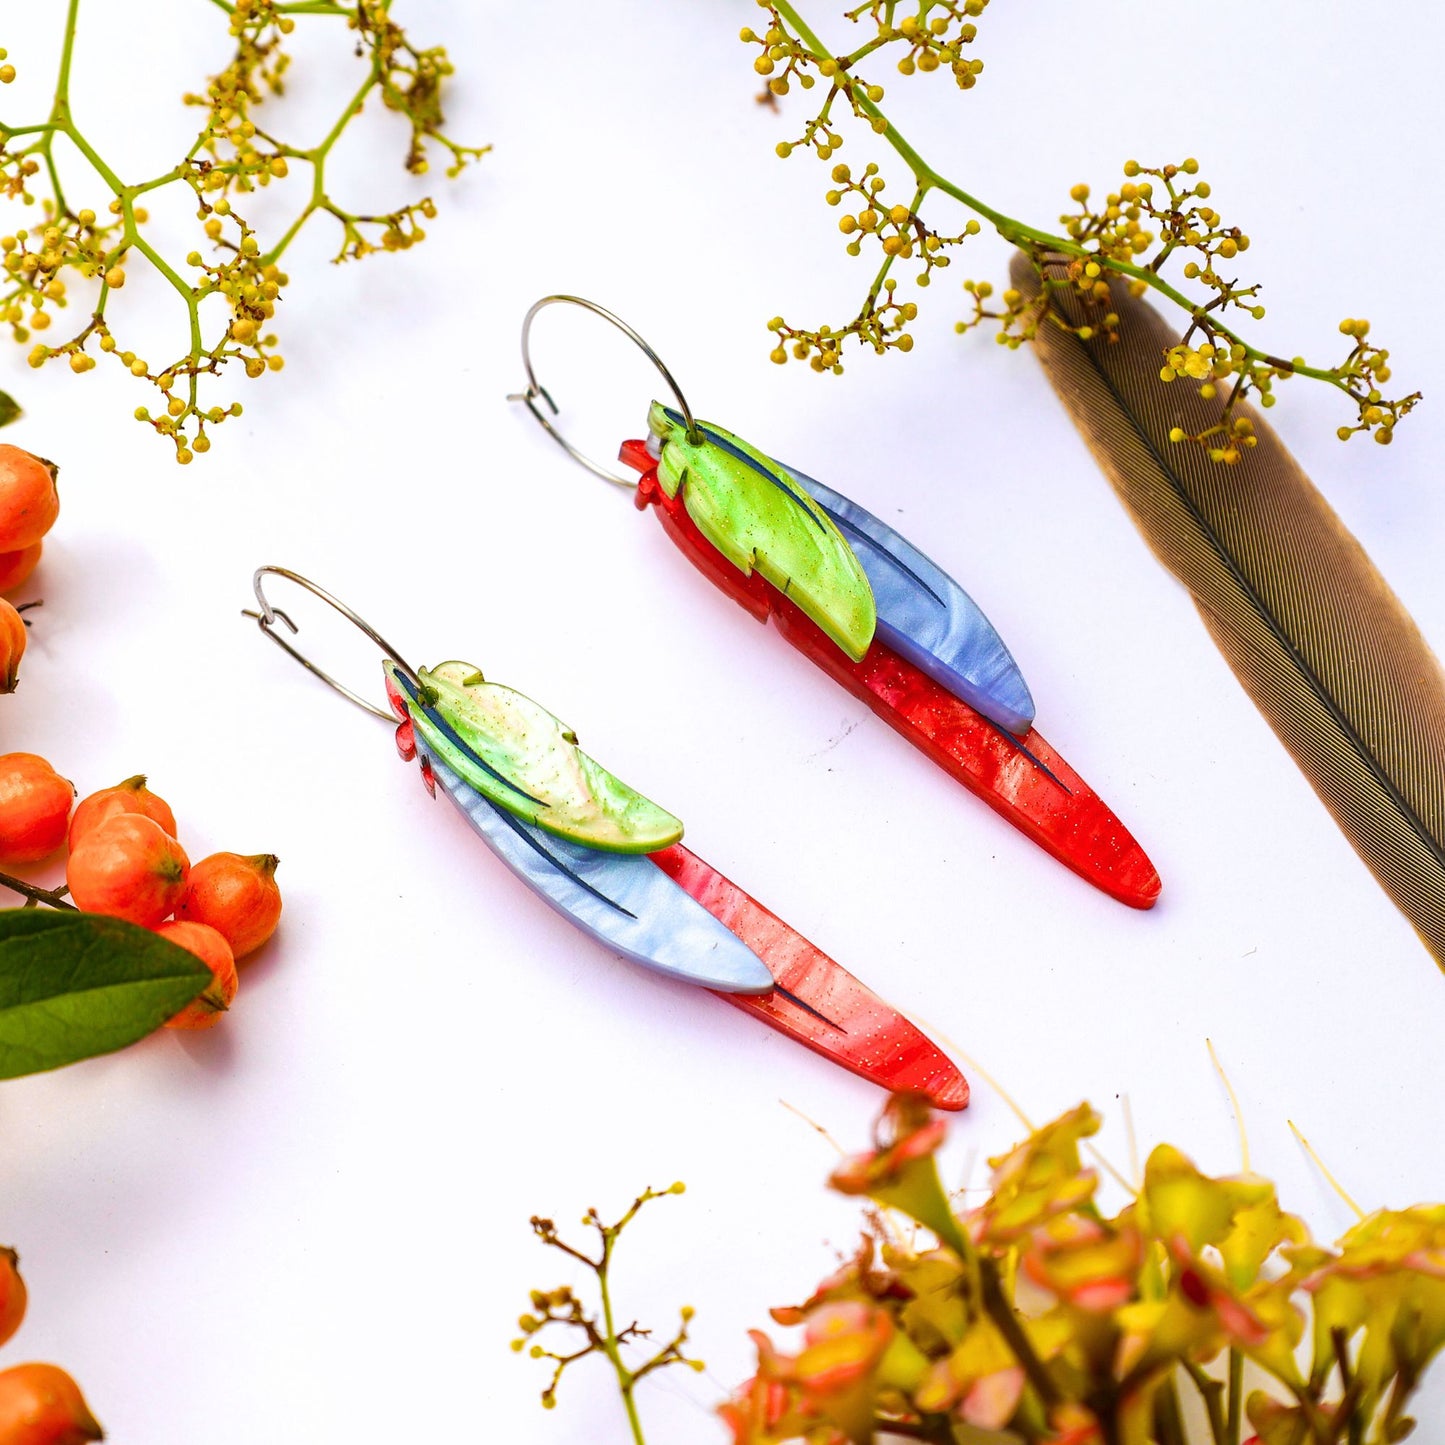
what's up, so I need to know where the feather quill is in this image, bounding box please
[1012,254,1445,968]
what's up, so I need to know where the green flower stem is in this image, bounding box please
[130,168,188,198]
[53,0,81,111]
[261,62,380,268]
[31,0,82,216]
[872,1423,951,1442]
[1154,1377,1187,1445]
[4,0,221,425]
[209,0,349,14]
[1182,1360,1229,1445]
[39,6,202,368]
[772,1,1011,231]
[862,178,926,313]
[771,0,1357,402]
[1227,1348,1242,1444]
[977,1253,1060,1412]
[42,1,362,295]
[518,1187,702,1445]
[589,1186,679,1445]
[596,1231,648,1445]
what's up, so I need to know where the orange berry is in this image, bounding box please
[0,1364,103,1444]
[0,754,74,864]
[66,815,189,927]
[68,776,177,850]
[177,852,281,958]
[156,921,237,1029]
[0,598,25,693]
[0,1248,26,1349]
[0,446,59,553]
[0,541,41,594]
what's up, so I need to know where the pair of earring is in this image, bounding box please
[245,296,1161,1110]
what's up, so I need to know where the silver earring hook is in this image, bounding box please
[243,566,422,723]
[507,294,701,489]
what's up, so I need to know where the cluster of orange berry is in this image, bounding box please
[0,444,58,692]
[0,756,281,1031]
[0,1248,100,1439]
[0,1246,101,1444]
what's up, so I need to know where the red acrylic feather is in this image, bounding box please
[620,438,1160,911]
[650,843,968,1110]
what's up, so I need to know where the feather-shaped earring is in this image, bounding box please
[510,296,1161,910]
[1012,254,1445,970]
[242,567,968,1107]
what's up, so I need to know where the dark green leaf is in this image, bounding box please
[0,392,19,429]
[0,909,212,1079]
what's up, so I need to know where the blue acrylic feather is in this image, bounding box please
[775,459,1036,736]
[414,735,776,995]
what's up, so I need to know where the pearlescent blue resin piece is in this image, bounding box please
[414,737,775,995]
[777,459,1036,735]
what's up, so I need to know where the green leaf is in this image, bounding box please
[0,392,19,429]
[0,909,212,1079]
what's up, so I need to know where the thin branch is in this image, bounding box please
[0,871,77,910]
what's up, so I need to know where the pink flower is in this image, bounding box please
[828,1094,967,1256]
[734,1303,895,1445]
[1021,1214,1142,1314]
[829,1093,947,1198]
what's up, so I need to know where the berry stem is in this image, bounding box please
[0,871,77,910]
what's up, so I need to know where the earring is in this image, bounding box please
[509,296,1161,910]
[243,567,968,1109]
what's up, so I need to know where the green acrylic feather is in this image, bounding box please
[386,660,683,854]
[649,401,878,662]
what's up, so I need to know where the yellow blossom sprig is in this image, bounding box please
[767,161,984,373]
[743,1,1419,456]
[514,1183,703,1445]
[0,0,487,461]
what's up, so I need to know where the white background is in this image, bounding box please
[0,2,1442,1440]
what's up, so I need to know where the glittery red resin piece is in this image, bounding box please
[383,673,409,721]
[394,718,417,762]
[620,438,1161,910]
[650,842,968,1109]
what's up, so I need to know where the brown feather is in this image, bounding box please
[1012,254,1445,969]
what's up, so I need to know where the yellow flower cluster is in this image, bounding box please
[768,279,920,372]
[741,2,999,373]
[826,161,979,282]
[1059,178,1156,268]
[1,211,112,348]
[0,0,485,460]
[743,4,1417,457]
[847,0,990,86]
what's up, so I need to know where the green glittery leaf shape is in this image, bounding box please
[649,401,877,662]
[0,392,20,429]
[387,660,683,855]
